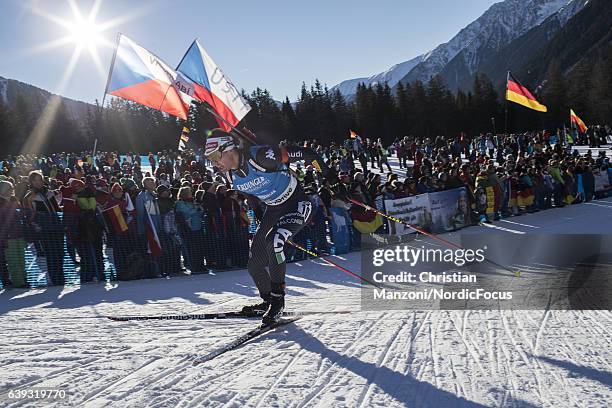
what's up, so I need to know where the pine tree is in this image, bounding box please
[566,58,592,118]
[588,45,612,124]
[410,80,427,137]
[0,101,15,156]
[330,89,354,143]
[281,97,297,141]
[541,60,568,129]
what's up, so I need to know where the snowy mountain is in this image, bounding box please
[464,0,610,92]
[332,54,426,96]
[331,0,588,96]
[435,0,590,91]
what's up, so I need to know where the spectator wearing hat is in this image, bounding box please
[136,177,161,236]
[61,178,85,266]
[135,176,162,276]
[0,180,27,288]
[175,186,205,274]
[103,183,135,279]
[157,184,181,276]
[76,175,105,282]
[23,171,65,286]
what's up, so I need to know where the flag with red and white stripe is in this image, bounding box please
[176,39,251,131]
[145,211,162,257]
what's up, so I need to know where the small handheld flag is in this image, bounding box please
[178,127,190,152]
[145,211,162,257]
[506,72,547,112]
[570,109,588,133]
[102,205,128,234]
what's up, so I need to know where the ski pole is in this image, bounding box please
[287,240,382,288]
[347,198,520,277]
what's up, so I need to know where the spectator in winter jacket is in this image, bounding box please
[475,170,495,222]
[23,171,65,285]
[157,184,180,276]
[136,176,161,236]
[175,186,205,274]
[547,161,565,207]
[0,181,27,288]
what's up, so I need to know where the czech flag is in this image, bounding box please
[570,109,588,133]
[145,211,162,257]
[176,39,251,131]
[506,72,547,113]
[106,35,192,120]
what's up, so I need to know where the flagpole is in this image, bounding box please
[504,71,509,135]
[92,138,98,169]
[202,104,255,144]
[101,33,121,108]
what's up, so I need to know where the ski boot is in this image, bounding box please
[241,294,270,317]
[262,283,285,326]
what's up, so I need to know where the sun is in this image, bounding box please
[66,16,104,51]
[18,0,153,155]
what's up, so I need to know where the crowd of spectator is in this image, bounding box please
[1,124,610,289]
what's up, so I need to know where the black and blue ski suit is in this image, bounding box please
[230,144,328,296]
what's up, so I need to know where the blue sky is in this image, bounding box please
[0,0,498,103]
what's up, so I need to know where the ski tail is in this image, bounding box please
[107,310,352,322]
[107,311,248,321]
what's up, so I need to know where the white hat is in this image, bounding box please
[205,136,236,157]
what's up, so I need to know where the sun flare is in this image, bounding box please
[66,16,104,50]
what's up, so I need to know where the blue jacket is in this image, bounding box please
[135,190,160,235]
[175,200,204,231]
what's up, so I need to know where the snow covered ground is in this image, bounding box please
[1,148,611,408]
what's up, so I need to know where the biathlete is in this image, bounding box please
[204,129,334,325]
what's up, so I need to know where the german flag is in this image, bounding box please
[103,205,128,234]
[570,109,588,133]
[506,72,547,112]
[178,127,190,152]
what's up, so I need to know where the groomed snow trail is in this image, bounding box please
[1,161,611,407]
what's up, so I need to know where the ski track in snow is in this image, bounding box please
[1,155,612,407]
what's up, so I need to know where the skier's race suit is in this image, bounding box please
[229,144,328,296]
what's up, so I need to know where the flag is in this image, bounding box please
[105,34,192,120]
[349,130,358,139]
[506,72,547,112]
[145,211,162,257]
[177,126,204,152]
[178,127,190,151]
[176,39,251,131]
[352,213,383,233]
[570,109,588,133]
[102,205,128,234]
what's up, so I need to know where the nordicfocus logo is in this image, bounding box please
[236,176,267,191]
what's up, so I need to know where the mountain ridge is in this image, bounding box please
[331,0,588,96]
